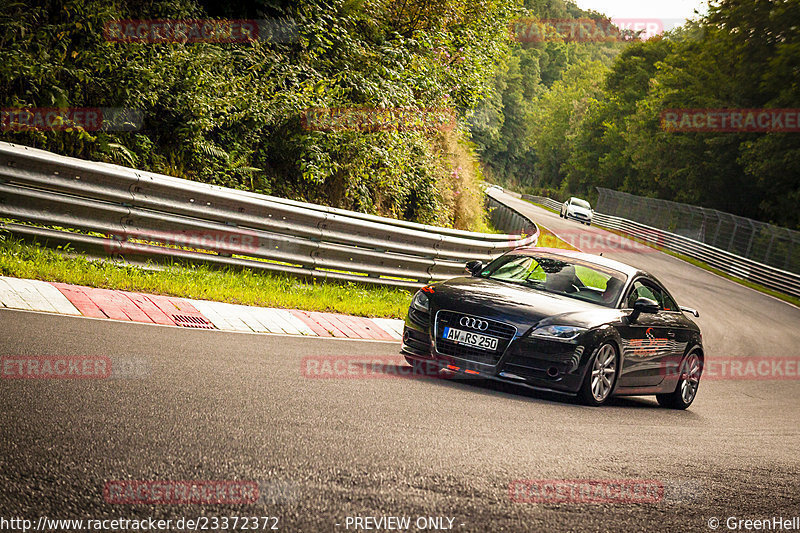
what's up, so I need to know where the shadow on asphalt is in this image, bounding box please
[372,363,701,414]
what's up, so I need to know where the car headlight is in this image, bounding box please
[531,325,586,341]
[411,291,430,313]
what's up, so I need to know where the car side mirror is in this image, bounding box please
[629,297,659,323]
[465,260,484,276]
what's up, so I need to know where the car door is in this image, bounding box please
[616,278,675,387]
[652,285,694,376]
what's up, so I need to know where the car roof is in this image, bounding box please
[511,247,643,278]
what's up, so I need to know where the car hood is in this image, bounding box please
[570,205,592,216]
[430,277,623,334]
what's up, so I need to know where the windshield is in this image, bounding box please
[480,253,627,307]
[572,198,591,209]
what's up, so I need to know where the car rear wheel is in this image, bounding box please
[579,342,618,406]
[657,349,702,409]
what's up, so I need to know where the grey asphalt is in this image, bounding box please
[1,198,800,532]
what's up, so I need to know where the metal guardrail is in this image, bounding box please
[597,188,800,275]
[486,194,538,236]
[521,194,800,299]
[0,142,538,290]
[523,195,563,213]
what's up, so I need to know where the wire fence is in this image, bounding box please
[596,188,800,275]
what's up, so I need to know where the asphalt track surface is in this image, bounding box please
[2,195,800,532]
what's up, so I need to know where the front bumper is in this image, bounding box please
[400,311,595,395]
[566,211,592,223]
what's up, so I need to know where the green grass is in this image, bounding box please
[535,225,579,251]
[0,237,412,318]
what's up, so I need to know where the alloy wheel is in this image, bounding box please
[680,352,702,404]
[591,344,617,402]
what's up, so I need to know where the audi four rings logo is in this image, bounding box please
[460,317,489,331]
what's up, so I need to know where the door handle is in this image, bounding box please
[667,331,676,338]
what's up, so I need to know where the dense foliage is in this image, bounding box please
[485,0,800,230]
[0,0,516,229]
[4,0,798,230]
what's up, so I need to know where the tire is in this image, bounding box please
[578,342,619,406]
[404,355,439,378]
[657,349,702,409]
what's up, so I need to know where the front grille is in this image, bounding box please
[434,311,516,366]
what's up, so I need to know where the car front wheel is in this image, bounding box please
[578,342,619,406]
[657,349,702,409]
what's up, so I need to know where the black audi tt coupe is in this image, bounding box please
[401,248,704,408]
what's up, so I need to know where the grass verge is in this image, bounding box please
[0,237,412,318]
[535,225,579,251]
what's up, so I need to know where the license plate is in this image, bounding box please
[442,327,499,351]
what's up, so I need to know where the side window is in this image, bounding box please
[660,291,678,312]
[625,280,662,309]
[626,279,676,311]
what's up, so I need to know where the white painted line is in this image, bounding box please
[242,306,288,334]
[29,280,81,315]
[229,303,274,333]
[270,309,313,336]
[0,277,32,310]
[198,302,254,331]
[246,307,296,335]
[190,300,240,331]
[370,317,405,339]
[1,277,57,312]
